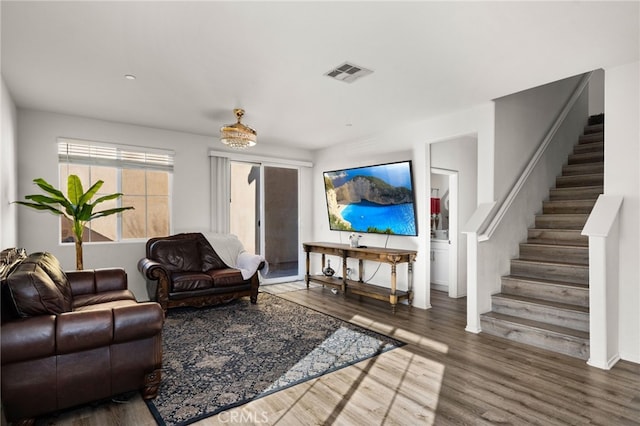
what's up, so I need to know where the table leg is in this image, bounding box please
[408,260,414,309]
[390,262,398,313]
[342,256,347,294]
[305,251,310,289]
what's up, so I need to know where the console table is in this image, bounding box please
[302,242,417,313]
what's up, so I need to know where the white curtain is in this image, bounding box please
[210,155,230,233]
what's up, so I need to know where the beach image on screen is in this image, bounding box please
[323,161,418,236]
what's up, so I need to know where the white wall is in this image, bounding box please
[493,74,584,204]
[604,60,640,363]
[1,76,18,249]
[16,109,313,300]
[312,102,495,310]
[431,136,478,296]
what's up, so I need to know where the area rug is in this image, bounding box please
[146,292,404,426]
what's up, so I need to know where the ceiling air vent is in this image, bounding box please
[325,62,373,83]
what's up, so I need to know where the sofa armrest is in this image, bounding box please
[67,268,128,297]
[137,258,171,280]
[1,316,56,364]
[113,302,164,343]
[138,258,172,312]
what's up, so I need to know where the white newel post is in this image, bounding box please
[462,202,496,334]
[582,195,623,370]
[465,231,481,333]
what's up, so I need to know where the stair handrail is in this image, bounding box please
[477,71,593,242]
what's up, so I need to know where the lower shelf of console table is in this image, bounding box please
[303,242,417,313]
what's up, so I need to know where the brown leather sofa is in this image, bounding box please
[1,251,163,425]
[138,232,264,315]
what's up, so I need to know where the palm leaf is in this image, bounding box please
[78,180,104,205]
[33,178,66,200]
[92,192,124,204]
[67,175,84,205]
[13,201,64,215]
[77,203,94,221]
[90,206,134,219]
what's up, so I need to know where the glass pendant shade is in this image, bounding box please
[220,108,257,149]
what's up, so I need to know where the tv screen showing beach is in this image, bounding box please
[323,161,418,236]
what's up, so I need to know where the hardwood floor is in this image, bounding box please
[32,283,640,425]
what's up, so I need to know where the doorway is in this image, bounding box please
[230,162,299,283]
[430,168,459,298]
[429,134,478,299]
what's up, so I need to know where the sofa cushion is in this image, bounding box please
[171,271,213,292]
[72,289,137,309]
[151,238,202,271]
[5,262,68,317]
[23,252,73,311]
[207,268,244,288]
[199,240,229,271]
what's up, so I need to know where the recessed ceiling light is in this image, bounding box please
[124,74,136,80]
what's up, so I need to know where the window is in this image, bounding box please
[58,138,173,243]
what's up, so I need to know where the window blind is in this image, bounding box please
[58,138,174,172]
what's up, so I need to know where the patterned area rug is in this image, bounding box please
[146,292,403,425]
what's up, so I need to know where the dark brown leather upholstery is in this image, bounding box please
[0,251,163,425]
[138,232,264,314]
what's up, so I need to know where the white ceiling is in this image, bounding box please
[2,1,638,150]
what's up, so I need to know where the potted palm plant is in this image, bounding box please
[14,175,134,270]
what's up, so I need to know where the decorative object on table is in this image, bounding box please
[323,259,335,277]
[145,293,403,426]
[13,175,133,270]
[349,232,362,248]
[220,108,257,149]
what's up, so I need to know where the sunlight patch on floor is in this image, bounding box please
[349,313,450,354]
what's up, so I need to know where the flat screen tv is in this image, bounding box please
[323,160,418,236]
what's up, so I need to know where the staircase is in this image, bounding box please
[480,114,604,360]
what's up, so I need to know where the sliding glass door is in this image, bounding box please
[230,162,299,282]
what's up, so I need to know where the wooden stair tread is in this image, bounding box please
[543,199,596,205]
[511,259,589,268]
[520,241,588,249]
[481,312,590,340]
[562,162,604,172]
[502,275,589,289]
[492,293,589,313]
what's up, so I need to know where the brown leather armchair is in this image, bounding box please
[138,232,265,314]
[1,251,163,425]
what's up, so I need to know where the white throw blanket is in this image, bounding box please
[192,231,268,280]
